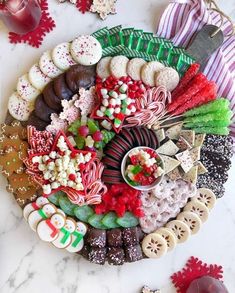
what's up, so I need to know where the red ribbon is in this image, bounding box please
[45,219,58,238]
[31,202,40,210]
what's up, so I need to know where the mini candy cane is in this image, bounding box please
[63,187,85,206]
[125,86,171,127]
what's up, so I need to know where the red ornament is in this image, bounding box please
[8,0,55,48]
[171,256,224,293]
[76,0,92,14]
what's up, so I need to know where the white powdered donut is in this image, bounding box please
[8,92,33,121]
[96,56,112,79]
[52,42,76,71]
[155,67,180,91]
[39,50,63,78]
[17,74,40,101]
[141,61,165,86]
[110,55,129,78]
[127,58,146,81]
[70,35,102,66]
[29,63,51,91]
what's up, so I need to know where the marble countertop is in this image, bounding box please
[0,0,235,292]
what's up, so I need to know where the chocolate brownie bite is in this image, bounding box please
[88,247,106,265]
[78,245,90,260]
[86,228,106,248]
[107,247,125,266]
[123,227,139,246]
[125,244,143,263]
[106,228,123,247]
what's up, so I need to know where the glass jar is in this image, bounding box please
[0,0,42,34]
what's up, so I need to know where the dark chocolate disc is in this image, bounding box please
[65,64,96,93]
[186,276,228,293]
[53,74,73,100]
[34,94,55,122]
[43,81,62,111]
[27,111,48,130]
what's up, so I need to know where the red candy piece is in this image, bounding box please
[94,183,144,218]
[78,125,89,137]
[68,174,76,181]
[92,130,103,142]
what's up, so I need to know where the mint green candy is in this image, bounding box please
[132,165,142,175]
[74,205,94,222]
[68,120,81,135]
[101,212,121,228]
[48,191,65,206]
[116,212,139,228]
[59,195,76,216]
[88,214,107,229]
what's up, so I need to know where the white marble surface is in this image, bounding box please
[0,0,235,292]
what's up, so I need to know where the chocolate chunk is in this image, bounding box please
[186,276,228,293]
[125,244,143,262]
[27,111,48,130]
[65,64,96,93]
[34,94,55,122]
[43,82,62,111]
[123,227,139,246]
[88,247,106,265]
[53,74,73,100]
[107,247,125,266]
[106,228,123,247]
[86,228,106,248]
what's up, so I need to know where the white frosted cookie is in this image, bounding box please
[23,196,49,220]
[110,55,129,78]
[96,56,112,79]
[127,58,146,81]
[66,222,87,253]
[70,35,102,66]
[155,67,180,91]
[8,92,33,121]
[141,61,165,86]
[17,74,40,101]
[39,50,63,78]
[52,218,76,249]
[52,42,76,71]
[29,63,51,91]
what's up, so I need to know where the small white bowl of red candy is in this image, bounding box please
[121,147,164,191]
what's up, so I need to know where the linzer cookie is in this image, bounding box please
[1,25,233,266]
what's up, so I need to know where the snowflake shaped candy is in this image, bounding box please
[90,0,117,20]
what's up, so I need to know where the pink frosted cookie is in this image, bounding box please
[29,63,51,91]
[39,50,63,78]
[70,35,102,66]
[8,92,33,121]
[17,74,40,102]
[52,42,76,71]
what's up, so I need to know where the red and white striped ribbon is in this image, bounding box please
[156,0,235,138]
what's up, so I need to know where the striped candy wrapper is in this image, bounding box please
[156,0,235,139]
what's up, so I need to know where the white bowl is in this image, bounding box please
[121,146,164,191]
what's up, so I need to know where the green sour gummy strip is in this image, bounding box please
[88,214,107,229]
[183,98,230,117]
[48,191,65,206]
[101,212,120,228]
[74,205,94,222]
[116,212,139,228]
[59,195,76,216]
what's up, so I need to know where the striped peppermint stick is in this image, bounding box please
[156,0,235,138]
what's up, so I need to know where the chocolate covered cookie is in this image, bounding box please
[27,111,48,130]
[34,94,55,122]
[53,74,73,100]
[43,82,62,111]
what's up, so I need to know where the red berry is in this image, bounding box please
[93,130,103,142]
[78,126,89,137]
[68,174,76,181]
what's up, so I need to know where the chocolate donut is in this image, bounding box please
[34,94,55,122]
[186,276,228,293]
[27,111,48,130]
[65,64,96,93]
[53,74,73,100]
[43,81,62,111]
